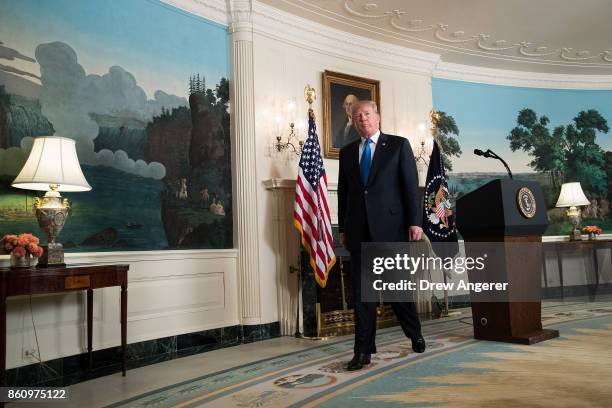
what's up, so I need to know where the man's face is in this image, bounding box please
[352,104,380,138]
[343,95,357,117]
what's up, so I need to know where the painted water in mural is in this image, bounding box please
[432,78,612,235]
[0,0,231,251]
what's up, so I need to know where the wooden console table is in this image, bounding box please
[542,239,611,294]
[0,263,129,388]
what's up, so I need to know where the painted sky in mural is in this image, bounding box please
[432,78,612,235]
[432,78,612,173]
[0,0,232,250]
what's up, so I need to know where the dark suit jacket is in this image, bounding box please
[337,132,420,252]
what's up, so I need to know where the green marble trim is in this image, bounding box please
[6,322,280,387]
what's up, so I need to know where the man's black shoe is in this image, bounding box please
[346,353,371,371]
[411,335,426,353]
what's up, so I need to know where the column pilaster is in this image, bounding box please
[229,0,260,325]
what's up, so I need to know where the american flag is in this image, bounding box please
[435,202,446,219]
[293,110,336,288]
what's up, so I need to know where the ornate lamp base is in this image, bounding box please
[567,207,583,241]
[37,243,65,267]
[569,229,583,241]
[34,186,70,267]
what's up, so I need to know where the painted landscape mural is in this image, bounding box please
[432,78,612,236]
[0,0,232,251]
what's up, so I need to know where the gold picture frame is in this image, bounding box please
[322,70,380,159]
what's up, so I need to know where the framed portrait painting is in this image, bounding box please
[322,70,380,159]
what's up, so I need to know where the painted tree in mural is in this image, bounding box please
[507,108,609,196]
[433,111,461,172]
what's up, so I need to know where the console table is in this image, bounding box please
[542,239,611,294]
[0,263,129,389]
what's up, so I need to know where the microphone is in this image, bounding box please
[474,149,494,158]
[473,148,513,178]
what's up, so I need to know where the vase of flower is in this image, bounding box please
[2,233,43,268]
[10,253,34,268]
[582,225,602,241]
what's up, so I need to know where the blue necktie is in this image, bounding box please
[360,138,372,185]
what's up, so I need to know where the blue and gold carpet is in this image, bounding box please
[109,302,612,407]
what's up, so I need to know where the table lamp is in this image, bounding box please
[11,136,91,266]
[555,182,590,241]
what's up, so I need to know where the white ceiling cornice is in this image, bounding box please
[434,61,612,90]
[338,0,612,69]
[161,0,229,26]
[163,0,612,89]
[258,0,612,76]
[251,1,441,76]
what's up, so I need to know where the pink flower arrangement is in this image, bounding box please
[582,225,602,235]
[1,233,43,258]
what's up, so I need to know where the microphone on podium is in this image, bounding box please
[473,148,513,179]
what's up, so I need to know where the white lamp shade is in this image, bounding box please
[11,136,91,192]
[555,182,590,207]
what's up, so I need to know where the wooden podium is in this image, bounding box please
[457,179,559,344]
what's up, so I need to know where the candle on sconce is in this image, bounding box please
[417,167,428,188]
[296,119,306,138]
[274,115,282,137]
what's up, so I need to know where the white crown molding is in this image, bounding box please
[434,61,612,90]
[251,1,440,76]
[338,0,612,69]
[161,0,229,26]
[161,1,612,88]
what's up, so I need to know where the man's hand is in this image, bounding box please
[409,226,423,241]
[340,233,347,249]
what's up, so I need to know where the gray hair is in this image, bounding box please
[351,100,378,116]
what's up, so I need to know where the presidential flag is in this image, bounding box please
[294,110,336,288]
[422,140,459,259]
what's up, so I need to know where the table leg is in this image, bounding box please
[87,289,93,370]
[593,249,600,286]
[1,295,6,388]
[590,248,600,301]
[121,285,127,376]
[556,247,564,298]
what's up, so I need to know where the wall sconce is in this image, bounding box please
[275,121,304,156]
[411,122,433,187]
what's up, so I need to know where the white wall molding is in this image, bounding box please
[434,61,612,90]
[0,249,238,267]
[251,1,440,76]
[161,0,228,26]
[6,253,239,369]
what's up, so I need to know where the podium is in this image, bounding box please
[456,179,559,344]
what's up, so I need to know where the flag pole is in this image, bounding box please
[292,84,329,341]
[293,250,302,338]
[429,111,462,319]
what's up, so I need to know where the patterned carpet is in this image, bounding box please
[108,301,612,408]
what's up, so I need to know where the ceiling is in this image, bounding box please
[259,0,612,75]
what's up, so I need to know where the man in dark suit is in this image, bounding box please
[337,100,426,371]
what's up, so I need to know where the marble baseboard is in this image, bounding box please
[6,322,280,387]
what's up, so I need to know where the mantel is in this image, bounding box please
[263,179,338,191]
